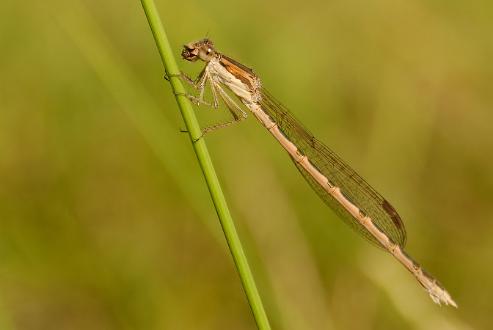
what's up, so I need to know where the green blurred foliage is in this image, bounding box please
[0,0,491,329]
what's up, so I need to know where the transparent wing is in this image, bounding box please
[260,89,407,248]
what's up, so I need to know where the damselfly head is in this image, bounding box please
[182,38,216,62]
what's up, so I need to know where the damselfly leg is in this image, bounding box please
[172,67,249,135]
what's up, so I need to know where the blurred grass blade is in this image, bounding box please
[139,1,271,328]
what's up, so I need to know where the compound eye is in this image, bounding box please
[206,48,211,54]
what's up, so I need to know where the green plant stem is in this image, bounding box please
[139,1,271,329]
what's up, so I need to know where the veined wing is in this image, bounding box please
[260,89,407,248]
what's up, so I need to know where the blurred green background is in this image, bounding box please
[1,0,491,329]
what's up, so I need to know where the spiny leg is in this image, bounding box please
[201,82,248,135]
[165,65,247,138]
[175,67,220,108]
[164,65,215,105]
[164,68,216,135]
[164,69,204,90]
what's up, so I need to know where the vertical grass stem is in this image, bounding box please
[139,1,271,329]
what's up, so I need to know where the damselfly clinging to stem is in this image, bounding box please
[173,38,457,307]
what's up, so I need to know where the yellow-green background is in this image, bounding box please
[1,0,491,329]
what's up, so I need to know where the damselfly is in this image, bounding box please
[175,38,456,307]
